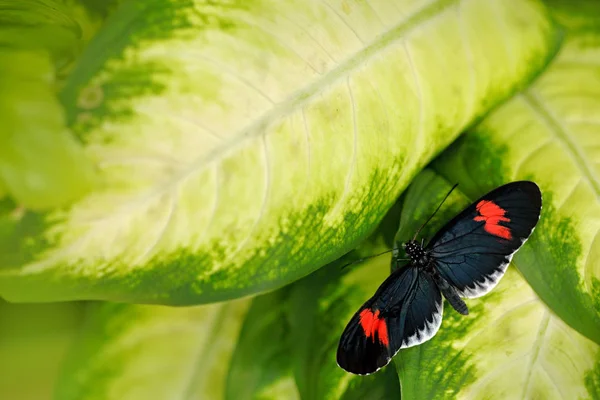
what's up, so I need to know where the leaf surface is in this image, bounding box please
[0,0,559,304]
[0,1,96,210]
[0,301,83,400]
[432,0,600,342]
[394,171,600,399]
[54,300,250,400]
[225,290,300,400]
[287,248,401,400]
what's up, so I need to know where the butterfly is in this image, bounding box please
[337,181,542,375]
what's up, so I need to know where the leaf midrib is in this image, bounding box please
[156,0,459,195]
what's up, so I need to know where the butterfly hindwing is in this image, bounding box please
[427,181,542,298]
[400,272,443,349]
[337,265,443,375]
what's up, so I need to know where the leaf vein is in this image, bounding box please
[180,51,277,104]
[134,194,178,265]
[540,359,568,400]
[226,136,272,264]
[319,0,366,44]
[521,310,550,400]
[513,138,553,177]
[457,2,477,127]
[169,113,224,141]
[554,177,582,212]
[403,41,425,163]
[156,0,459,204]
[232,14,321,75]
[301,108,312,191]
[364,0,386,27]
[278,13,338,64]
[460,298,538,351]
[326,78,359,219]
[199,166,220,243]
[522,90,600,200]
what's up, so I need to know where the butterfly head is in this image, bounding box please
[402,240,429,267]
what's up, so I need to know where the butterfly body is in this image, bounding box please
[337,181,542,375]
[402,240,469,315]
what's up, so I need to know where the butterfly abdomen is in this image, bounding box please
[430,271,469,315]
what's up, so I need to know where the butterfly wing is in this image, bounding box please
[427,181,542,298]
[337,265,443,375]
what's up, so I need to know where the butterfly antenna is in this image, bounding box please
[341,249,394,270]
[412,183,459,241]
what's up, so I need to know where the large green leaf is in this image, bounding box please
[284,245,401,400]
[54,299,250,400]
[232,169,598,399]
[50,171,600,399]
[227,241,404,400]
[0,301,84,400]
[54,254,401,400]
[0,0,559,304]
[0,0,81,66]
[398,268,600,399]
[432,0,600,343]
[394,171,599,399]
[0,2,97,210]
[225,290,300,400]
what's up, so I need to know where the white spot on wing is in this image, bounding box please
[459,253,513,299]
[459,218,539,299]
[351,294,445,375]
[400,298,444,349]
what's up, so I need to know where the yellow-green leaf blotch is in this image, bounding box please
[1,0,560,304]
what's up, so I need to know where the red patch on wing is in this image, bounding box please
[359,309,389,347]
[474,200,512,240]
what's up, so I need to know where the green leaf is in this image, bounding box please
[394,171,600,399]
[0,301,84,400]
[58,0,123,53]
[0,1,97,210]
[431,2,600,343]
[0,0,560,304]
[225,290,300,400]
[225,237,403,400]
[0,51,97,210]
[54,299,250,400]
[287,248,401,400]
[0,0,82,67]
[0,178,6,199]
[54,261,400,400]
[398,269,600,399]
[71,0,124,20]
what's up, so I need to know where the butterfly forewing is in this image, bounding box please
[337,265,443,375]
[427,181,542,298]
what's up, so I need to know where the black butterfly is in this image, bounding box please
[337,181,542,375]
